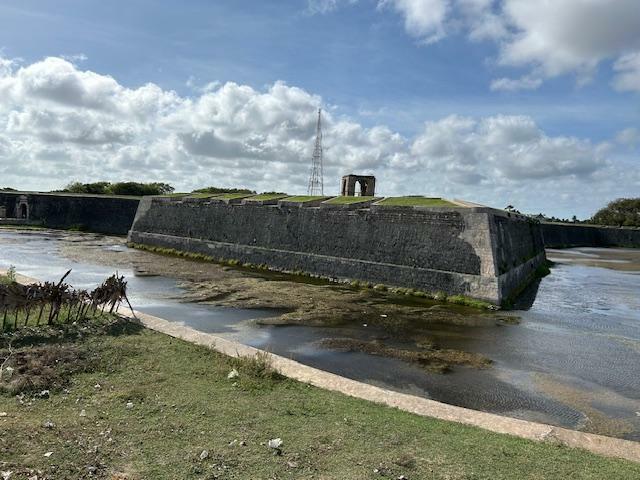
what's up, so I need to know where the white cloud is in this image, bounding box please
[0,56,636,217]
[616,127,640,147]
[307,0,359,15]
[612,52,640,92]
[409,114,605,182]
[490,75,542,92]
[458,0,507,41]
[335,0,640,91]
[378,0,450,43]
[499,0,640,82]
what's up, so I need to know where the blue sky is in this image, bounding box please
[0,0,638,217]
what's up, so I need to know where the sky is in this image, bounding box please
[0,0,638,218]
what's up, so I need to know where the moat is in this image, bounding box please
[1,228,639,440]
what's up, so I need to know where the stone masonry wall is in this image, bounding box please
[0,192,140,235]
[128,197,547,304]
[541,222,640,248]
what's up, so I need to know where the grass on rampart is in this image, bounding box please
[211,193,254,200]
[281,195,332,203]
[324,196,381,204]
[154,192,190,198]
[1,316,638,479]
[244,193,289,201]
[377,196,457,207]
[186,193,221,199]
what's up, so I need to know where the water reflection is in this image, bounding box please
[0,230,639,440]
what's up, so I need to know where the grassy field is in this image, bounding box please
[324,196,380,204]
[377,196,457,207]
[1,318,638,479]
[282,195,331,203]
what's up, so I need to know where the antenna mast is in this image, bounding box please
[307,108,324,196]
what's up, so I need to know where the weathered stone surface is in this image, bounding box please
[542,222,640,248]
[0,191,139,235]
[128,197,546,304]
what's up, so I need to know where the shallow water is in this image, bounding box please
[1,231,639,439]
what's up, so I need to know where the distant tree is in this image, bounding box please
[192,186,256,195]
[0,187,17,191]
[63,181,111,194]
[504,205,522,214]
[109,182,174,196]
[591,198,640,227]
[60,181,174,196]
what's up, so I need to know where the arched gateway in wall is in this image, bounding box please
[16,195,29,219]
[341,174,376,197]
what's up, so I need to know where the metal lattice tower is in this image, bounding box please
[307,108,324,196]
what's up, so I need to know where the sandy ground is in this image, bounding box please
[547,247,640,272]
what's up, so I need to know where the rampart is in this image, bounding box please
[0,191,140,235]
[128,197,546,305]
[541,222,640,248]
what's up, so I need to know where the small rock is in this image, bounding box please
[1,471,13,480]
[636,411,640,417]
[43,452,53,458]
[87,466,98,475]
[267,438,283,449]
[79,409,87,417]
[239,440,247,446]
[380,314,388,318]
[43,420,55,429]
[228,440,238,447]
[287,461,298,468]
[199,450,209,461]
[94,384,101,390]
[27,475,38,480]
[0,412,7,417]
[363,323,368,327]
[126,402,134,409]
[398,476,408,480]
[37,390,50,399]
[227,369,239,379]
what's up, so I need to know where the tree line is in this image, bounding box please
[60,181,175,196]
[528,197,640,228]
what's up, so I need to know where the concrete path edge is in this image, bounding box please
[125,308,640,464]
[5,270,640,464]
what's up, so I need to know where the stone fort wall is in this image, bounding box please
[0,191,140,235]
[541,222,640,248]
[128,197,546,305]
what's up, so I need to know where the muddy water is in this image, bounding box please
[1,231,639,440]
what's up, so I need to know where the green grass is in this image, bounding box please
[0,321,638,479]
[244,193,289,201]
[155,192,190,198]
[186,193,221,199]
[324,196,380,204]
[377,196,457,207]
[211,193,254,200]
[281,195,331,203]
